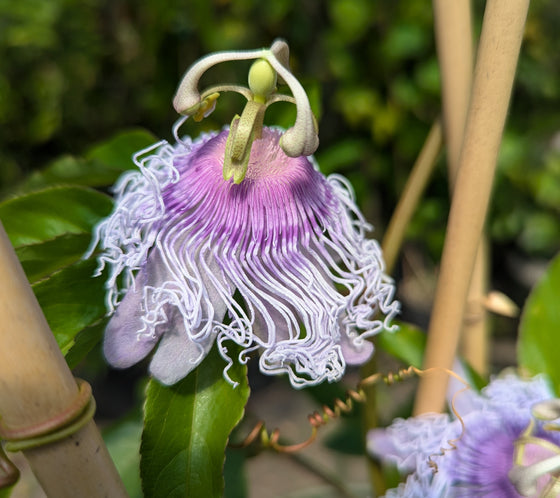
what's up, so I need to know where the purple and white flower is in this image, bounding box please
[368,374,560,497]
[91,41,398,388]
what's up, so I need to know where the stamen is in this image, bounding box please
[223,100,266,183]
[533,399,560,422]
[172,39,320,184]
[509,454,560,497]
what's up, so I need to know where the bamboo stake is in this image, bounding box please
[0,222,128,497]
[432,0,473,188]
[413,0,530,415]
[381,119,443,274]
[433,0,490,375]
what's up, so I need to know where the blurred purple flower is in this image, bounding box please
[91,126,398,387]
[368,374,560,497]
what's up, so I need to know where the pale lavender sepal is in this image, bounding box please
[148,318,215,385]
[103,266,159,368]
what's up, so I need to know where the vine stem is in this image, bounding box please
[0,223,127,497]
[413,0,531,415]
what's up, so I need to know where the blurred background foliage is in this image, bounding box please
[1,0,559,262]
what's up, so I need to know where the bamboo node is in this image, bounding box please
[0,379,96,488]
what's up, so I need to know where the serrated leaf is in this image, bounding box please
[518,253,560,394]
[86,128,158,172]
[141,344,250,498]
[377,321,426,367]
[33,258,107,355]
[0,186,112,247]
[15,232,93,283]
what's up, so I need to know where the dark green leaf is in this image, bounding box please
[141,343,250,498]
[33,258,107,356]
[16,130,156,192]
[104,412,143,498]
[15,232,93,283]
[518,253,560,394]
[86,129,158,172]
[0,485,13,498]
[224,448,247,498]
[377,322,426,367]
[323,418,364,455]
[19,156,117,192]
[0,186,112,247]
[65,318,106,369]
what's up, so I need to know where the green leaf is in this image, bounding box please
[86,128,158,172]
[16,129,157,192]
[377,321,426,367]
[15,232,93,283]
[518,253,560,394]
[104,412,143,498]
[33,258,107,356]
[323,417,364,455]
[0,485,13,498]
[64,318,106,369]
[141,343,250,498]
[0,186,112,247]
[223,448,247,498]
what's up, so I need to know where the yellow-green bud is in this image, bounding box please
[248,59,277,102]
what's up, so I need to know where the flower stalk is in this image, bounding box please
[414,0,531,415]
[0,223,127,497]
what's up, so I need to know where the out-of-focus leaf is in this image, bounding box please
[518,253,560,394]
[224,448,248,498]
[315,139,368,175]
[377,322,426,367]
[65,318,106,369]
[104,412,143,498]
[17,129,156,192]
[15,232,93,283]
[86,129,158,172]
[518,212,560,253]
[141,344,250,498]
[0,186,112,247]
[324,418,364,455]
[32,258,106,356]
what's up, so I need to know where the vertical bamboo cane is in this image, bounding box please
[413,0,530,415]
[433,0,490,376]
[0,223,128,497]
[432,0,473,189]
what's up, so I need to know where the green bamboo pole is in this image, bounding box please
[0,222,128,497]
[413,0,530,416]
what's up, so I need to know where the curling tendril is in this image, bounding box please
[231,365,470,465]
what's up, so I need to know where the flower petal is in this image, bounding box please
[148,315,216,385]
[103,267,159,368]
